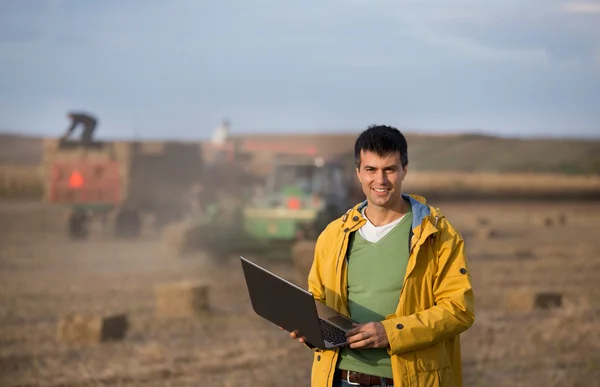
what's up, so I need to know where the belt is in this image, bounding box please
[338,369,394,386]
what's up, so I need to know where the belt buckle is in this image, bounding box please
[345,371,361,386]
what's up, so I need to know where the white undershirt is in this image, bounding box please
[358,207,407,243]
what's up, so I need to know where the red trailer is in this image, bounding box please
[43,138,204,239]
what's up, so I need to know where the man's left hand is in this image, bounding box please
[346,322,389,349]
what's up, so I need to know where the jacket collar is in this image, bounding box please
[345,193,432,229]
[340,194,443,249]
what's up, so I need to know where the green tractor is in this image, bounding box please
[242,155,353,250]
[164,154,356,272]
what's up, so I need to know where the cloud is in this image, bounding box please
[426,4,600,69]
[0,0,599,138]
[564,1,600,13]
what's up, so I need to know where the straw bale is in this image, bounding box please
[531,213,568,228]
[535,292,563,309]
[505,290,563,312]
[541,216,555,227]
[531,214,554,227]
[474,226,497,239]
[154,280,211,318]
[513,248,535,259]
[476,217,490,226]
[57,313,128,344]
[556,213,568,226]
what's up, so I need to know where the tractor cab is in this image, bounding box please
[258,156,348,212]
[243,155,352,244]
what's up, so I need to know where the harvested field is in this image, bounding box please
[1,199,599,387]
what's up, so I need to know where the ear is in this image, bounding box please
[401,164,408,181]
[355,167,362,184]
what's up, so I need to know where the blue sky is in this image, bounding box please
[0,0,599,140]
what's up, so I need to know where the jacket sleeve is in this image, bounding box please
[380,220,475,355]
[303,230,328,351]
[307,230,327,302]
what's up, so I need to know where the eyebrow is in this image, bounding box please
[363,164,398,170]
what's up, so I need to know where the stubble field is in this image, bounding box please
[1,199,599,387]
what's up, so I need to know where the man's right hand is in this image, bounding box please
[279,326,307,343]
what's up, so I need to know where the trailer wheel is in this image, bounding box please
[68,209,89,240]
[114,209,141,238]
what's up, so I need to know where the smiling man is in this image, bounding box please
[289,125,475,387]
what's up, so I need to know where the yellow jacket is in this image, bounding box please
[306,194,475,387]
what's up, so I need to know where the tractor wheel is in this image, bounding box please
[114,209,141,239]
[68,209,89,240]
[291,239,316,285]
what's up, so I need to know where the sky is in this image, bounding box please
[0,0,599,140]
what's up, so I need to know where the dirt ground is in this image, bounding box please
[1,199,599,387]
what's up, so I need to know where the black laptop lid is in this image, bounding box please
[240,257,324,348]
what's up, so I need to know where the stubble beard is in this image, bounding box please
[368,189,398,209]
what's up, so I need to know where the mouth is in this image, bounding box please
[372,188,390,194]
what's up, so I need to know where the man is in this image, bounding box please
[209,119,232,164]
[288,125,475,387]
[62,112,98,144]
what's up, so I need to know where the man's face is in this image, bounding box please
[356,150,407,209]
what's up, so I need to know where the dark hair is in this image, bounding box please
[354,125,408,168]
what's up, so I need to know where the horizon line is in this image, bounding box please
[1,127,599,142]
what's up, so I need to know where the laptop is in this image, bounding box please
[239,256,356,350]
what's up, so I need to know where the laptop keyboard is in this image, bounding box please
[319,319,348,345]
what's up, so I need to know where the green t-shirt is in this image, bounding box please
[337,207,413,379]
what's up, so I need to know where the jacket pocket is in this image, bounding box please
[413,367,455,387]
[414,341,450,372]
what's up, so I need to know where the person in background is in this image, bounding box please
[62,112,98,144]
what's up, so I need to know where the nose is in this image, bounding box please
[375,170,388,184]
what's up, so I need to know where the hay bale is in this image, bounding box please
[57,313,128,344]
[535,293,563,309]
[513,249,535,259]
[542,216,554,227]
[154,281,211,318]
[477,217,490,226]
[532,214,556,227]
[505,290,531,312]
[475,226,497,239]
[532,213,567,228]
[505,290,563,312]
[556,213,568,226]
